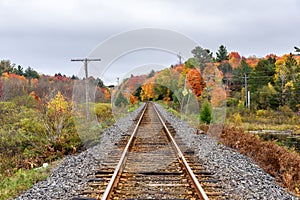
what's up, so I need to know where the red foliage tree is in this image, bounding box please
[173,64,184,73]
[228,52,241,69]
[245,56,260,68]
[265,54,279,60]
[126,74,147,93]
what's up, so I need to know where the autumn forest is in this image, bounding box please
[1,45,300,197]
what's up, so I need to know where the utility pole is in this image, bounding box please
[116,77,120,86]
[244,72,248,108]
[177,52,182,65]
[71,58,101,120]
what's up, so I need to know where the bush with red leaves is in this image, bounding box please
[221,127,300,195]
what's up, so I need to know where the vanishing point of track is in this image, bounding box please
[74,102,224,200]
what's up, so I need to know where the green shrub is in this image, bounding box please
[227,97,239,107]
[114,92,128,107]
[94,103,113,124]
[0,167,49,199]
[279,105,293,117]
[256,109,267,117]
[200,101,212,124]
[0,96,82,185]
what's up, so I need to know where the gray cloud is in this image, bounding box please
[0,0,299,81]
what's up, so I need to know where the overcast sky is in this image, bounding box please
[1,0,300,84]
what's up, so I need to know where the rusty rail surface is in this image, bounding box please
[74,102,224,200]
[101,103,148,199]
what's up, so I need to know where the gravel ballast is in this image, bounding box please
[17,103,299,199]
[155,103,298,200]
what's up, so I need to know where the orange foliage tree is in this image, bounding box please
[245,56,260,68]
[186,68,204,98]
[211,86,227,107]
[130,94,137,105]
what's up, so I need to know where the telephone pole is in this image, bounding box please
[71,58,101,120]
[244,72,248,108]
[116,77,120,86]
[177,52,182,65]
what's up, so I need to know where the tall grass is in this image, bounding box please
[0,167,49,200]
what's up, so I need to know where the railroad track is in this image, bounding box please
[73,102,225,200]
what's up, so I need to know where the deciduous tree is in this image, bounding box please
[185,58,200,69]
[274,53,300,107]
[45,92,72,142]
[191,46,213,71]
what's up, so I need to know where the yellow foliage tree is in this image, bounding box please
[141,83,155,101]
[45,91,71,142]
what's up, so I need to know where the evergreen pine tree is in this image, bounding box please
[216,45,229,62]
[115,92,128,107]
[200,101,212,124]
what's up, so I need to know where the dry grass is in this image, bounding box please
[230,122,300,133]
[221,126,300,196]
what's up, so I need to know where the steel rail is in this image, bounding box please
[101,103,148,200]
[152,104,209,200]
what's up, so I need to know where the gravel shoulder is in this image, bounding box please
[155,103,298,200]
[16,103,299,199]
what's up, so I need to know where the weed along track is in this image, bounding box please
[73,103,225,200]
